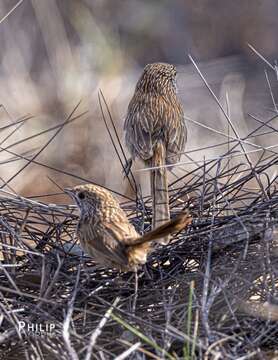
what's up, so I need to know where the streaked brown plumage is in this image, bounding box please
[124,63,186,244]
[65,184,191,272]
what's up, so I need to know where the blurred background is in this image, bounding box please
[0,0,277,201]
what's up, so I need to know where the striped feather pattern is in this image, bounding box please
[66,184,191,271]
[124,63,187,244]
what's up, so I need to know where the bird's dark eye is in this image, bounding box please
[77,192,85,200]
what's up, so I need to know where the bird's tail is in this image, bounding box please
[131,211,192,246]
[150,140,170,244]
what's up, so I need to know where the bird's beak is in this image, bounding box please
[64,188,75,198]
[64,188,80,208]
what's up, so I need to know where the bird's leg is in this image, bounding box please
[132,269,138,314]
[123,158,133,178]
[143,264,152,280]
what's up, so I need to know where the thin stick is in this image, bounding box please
[0,0,24,26]
[84,297,120,360]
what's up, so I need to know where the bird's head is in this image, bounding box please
[136,62,177,95]
[65,184,114,218]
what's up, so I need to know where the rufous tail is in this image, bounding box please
[131,212,192,246]
[150,140,170,244]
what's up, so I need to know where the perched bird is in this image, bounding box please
[124,62,187,244]
[65,184,191,272]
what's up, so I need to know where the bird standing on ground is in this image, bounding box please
[65,184,191,272]
[124,63,187,244]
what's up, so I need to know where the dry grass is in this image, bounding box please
[0,4,277,358]
[0,85,277,359]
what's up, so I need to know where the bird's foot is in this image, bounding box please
[123,158,133,178]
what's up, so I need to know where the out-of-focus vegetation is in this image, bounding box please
[0,3,278,359]
[0,0,277,199]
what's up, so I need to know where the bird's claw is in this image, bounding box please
[123,158,133,179]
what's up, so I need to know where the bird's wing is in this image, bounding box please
[79,220,129,267]
[166,114,187,164]
[101,219,139,266]
[100,206,139,264]
[104,210,139,245]
[124,99,154,161]
[102,230,130,266]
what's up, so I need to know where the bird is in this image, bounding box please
[65,184,191,272]
[124,62,187,244]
